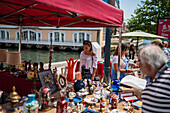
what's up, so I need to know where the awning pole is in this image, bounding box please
[18,15,22,52]
[136,37,139,56]
[104,27,111,85]
[117,27,122,80]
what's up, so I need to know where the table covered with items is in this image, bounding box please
[0,58,145,113]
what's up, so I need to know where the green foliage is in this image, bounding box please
[26,104,34,113]
[127,0,170,34]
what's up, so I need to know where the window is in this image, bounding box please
[30,31,36,41]
[1,31,5,39]
[72,31,91,43]
[23,31,28,40]
[79,33,85,43]
[54,32,59,42]
[74,33,77,43]
[48,31,65,42]
[7,31,9,40]
[0,30,10,40]
[38,32,41,41]
[16,29,41,41]
[61,33,64,42]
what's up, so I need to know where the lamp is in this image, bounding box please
[0,49,8,72]
[6,52,21,75]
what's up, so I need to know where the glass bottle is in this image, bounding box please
[56,95,67,113]
[68,98,75,112]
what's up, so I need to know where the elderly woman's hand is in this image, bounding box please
[127,69,133,73]
[134,64,139,68]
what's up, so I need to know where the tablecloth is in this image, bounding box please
[0,72,41,96]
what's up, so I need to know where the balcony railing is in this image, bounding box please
[0,39,83,47]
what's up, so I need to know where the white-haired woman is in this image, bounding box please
[139,44,170,113]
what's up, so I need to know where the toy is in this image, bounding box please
[100,97,106,112]
[111,94,119,109]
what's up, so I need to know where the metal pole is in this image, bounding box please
[18,15,22,52]
[117,27,122,80]
[136,37,139,56]
[49,37,53,70]
[104,27,111,85]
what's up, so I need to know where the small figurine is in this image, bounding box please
[100,97,106,112]
[39,62,44,71]
[111,94,119,109]
[53,67,58,80]
[127,107,135,113]
[123,101,132,111]
[77,102,84,113]
[39,86,51,111]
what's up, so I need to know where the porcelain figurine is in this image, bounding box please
[100,97,106,112]
[111,94,119,109]
[39,86,51,111]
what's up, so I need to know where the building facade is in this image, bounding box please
[0,25,105,51]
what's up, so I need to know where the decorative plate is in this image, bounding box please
[58,74,66,89]
[65,96,82,104]
[84,97,98,104]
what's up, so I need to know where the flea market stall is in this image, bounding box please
[0,0,143,112]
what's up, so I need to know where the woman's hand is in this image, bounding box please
[134,64,139,68]
[91,76,94,81]
[127,69,133,73]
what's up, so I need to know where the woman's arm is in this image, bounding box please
[91,68,97,81]
[113,64,133,73]
[129,62,139,68]
[91,51,97,81]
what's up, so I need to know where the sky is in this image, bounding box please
[120,0,142,23]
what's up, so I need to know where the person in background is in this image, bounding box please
[111,43,138,81]
[102,45,105,58]
[129,44,135,60]
[79,40,97,81]
[151,39,164,49]
[151,39,170,60]
[163,41,170,60]
[138,44,170,113]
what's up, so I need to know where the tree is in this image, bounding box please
[127,0,170,34]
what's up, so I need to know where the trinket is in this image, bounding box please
[66,58,78,82]
[111,94,119,109]
[7,86,22,113]
[39,86,51,111]
[100,97,106,112]
[56,95,67,113]
[23,94,39,113]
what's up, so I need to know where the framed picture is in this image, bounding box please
[37,70,58,94]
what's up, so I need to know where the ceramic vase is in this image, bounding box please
[66,58,78,82]
[23,94,39,113]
